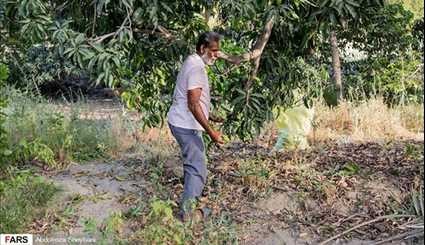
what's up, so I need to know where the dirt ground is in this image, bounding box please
[28,99,424,244]
[30,138,423,244]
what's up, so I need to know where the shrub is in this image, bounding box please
[0,170,58,233]
[7,43,81,92]
[1,87,136,168]
[344,53,423,105]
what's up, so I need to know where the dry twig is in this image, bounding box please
[319,214,415,245]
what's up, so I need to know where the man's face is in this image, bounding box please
[200,41,220,65]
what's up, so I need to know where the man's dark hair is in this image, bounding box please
[196,32,221,52]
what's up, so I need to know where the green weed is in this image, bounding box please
[82,217,97,235]
[0,170,58,233]
[236,158,274,199]
[1,86,137,169]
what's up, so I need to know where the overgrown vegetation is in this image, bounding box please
[128,198,238,244]
[312,98,424,142]
[0,0,423,243]
[0,87,138,170]
[1,0,423,141]
[0,63,10,174]
[0,170,58,233]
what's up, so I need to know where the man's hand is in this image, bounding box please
[188,88,224,145]
[208,129,224,144]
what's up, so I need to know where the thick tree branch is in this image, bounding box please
[91,32,116,43]
[218,17,274,64]
[157,25,173,39]
[219,16,274,104]
[218,16,275,89]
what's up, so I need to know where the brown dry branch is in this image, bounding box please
[371,229,424,245]
[319,215,416,245]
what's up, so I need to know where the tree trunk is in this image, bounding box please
[330,30,343,103]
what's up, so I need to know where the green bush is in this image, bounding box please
[344,53,423,105]
[134,198,238,244]
[0,170,58,233]
[140,199,190,244]
[7,42,81,91]
[1,87,131,168]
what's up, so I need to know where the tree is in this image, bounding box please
[302,0,385,103]
[0,0,418,140]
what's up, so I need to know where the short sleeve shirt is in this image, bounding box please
[167,53,210,131]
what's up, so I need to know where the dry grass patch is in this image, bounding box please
[311,98,424,143]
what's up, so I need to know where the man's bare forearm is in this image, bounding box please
[188,103,212,134]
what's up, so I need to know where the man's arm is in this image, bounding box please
[188,88,223,144]
[217,51,247,65]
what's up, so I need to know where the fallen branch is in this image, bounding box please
[272,185,288,192]
[332,213,365,227]
[319,214,415,245]
[371,229,424,245]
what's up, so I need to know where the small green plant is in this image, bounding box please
[199,213,238,244]
[0,170,58,233]
[236,159,274,199]
[101,212,124,238]
[125,202,145,218]
[293,166,330,200]
[136,199,190,244]
[11,139,56,167]
[82,217,97,235]
[148,161,167,195]
[336,162,361,177]
[405,143,423,160]
[80,212,127,245]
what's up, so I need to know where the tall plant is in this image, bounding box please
[0,63,10,176]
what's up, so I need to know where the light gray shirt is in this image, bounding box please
[167,53,210,131]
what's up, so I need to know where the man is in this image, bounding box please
[167,31,229,221]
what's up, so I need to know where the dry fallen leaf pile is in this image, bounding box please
[142,139,424,242]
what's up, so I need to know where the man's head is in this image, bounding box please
[196,32,221,65]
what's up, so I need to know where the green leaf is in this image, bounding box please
[345,4,357,19]
[87,57,98,71]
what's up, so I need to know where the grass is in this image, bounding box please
[236,158,275,199]
[0,169,58,233]
[311,98,424,143]
[79,212,127,245]
[1,86,139,169]
[0,85,422,243]
[129,198,238,244]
